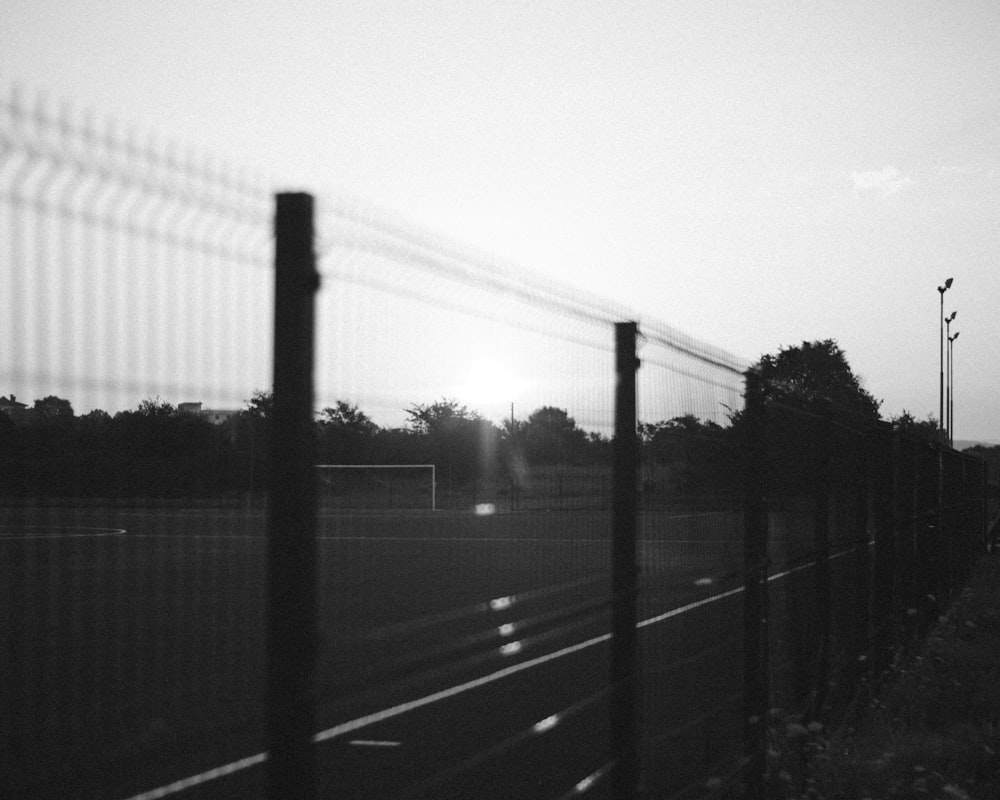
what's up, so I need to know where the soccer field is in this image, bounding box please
[1,506,745,799]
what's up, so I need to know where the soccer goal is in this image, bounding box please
[315,465,436,511]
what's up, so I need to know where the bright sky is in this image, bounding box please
[2,0,999,440]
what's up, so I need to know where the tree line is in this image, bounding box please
[1,339,978,504]
[0,392,612,501]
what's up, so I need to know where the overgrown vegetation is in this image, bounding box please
[769,554,1000,799]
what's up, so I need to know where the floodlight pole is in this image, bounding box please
[945,311,956,443]
[937,278,953,443]
[949,331,959,446]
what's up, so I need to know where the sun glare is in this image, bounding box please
[457,361,525,408]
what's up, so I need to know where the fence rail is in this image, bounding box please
[0,87,990,800]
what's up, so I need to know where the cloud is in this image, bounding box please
[850,166,915,197]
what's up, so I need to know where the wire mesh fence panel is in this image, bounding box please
[0,87,274,800]
[308,198,625,799]
[759,397,989,768]
[636,325,749,797]
[3,84,994,800]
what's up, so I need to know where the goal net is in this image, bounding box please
[315,465,436,511]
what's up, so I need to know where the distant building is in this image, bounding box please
[0,394,29,424]
[179,401,240,425]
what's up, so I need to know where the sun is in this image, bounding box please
[457,361,525,409]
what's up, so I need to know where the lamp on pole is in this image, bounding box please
[945,311,956,443]
[937,278,953,442]
[949,331,959,446]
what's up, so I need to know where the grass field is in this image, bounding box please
[1,505,749,799]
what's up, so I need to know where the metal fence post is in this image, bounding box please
[811,416,832,716]
[983,458,990,554]
[267,192,320,800]
[741,368,768,800]
[611,321,639,800]
[853,425,871,682]
[871,423,895,669]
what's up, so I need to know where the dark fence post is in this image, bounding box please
[871,423,895,669]
[853,424,871,681]
[741,368,768,800]
[267,192,320,800]
[611,321,639,800]
[983,457,990,554]
[811,416,832,716]
[899,436,917,622]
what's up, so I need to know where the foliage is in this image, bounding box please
[730,340,884,500]
[321,400,376,433]
[757,339,881,423]
[768,554,1000,799]
[0,394,233,498]
[0,391,610,500]
[963,444,1000,484]
[405,398,499,481]
[318,401,377,464]
[890,410,941,445]
[244,389,273,420]
[523,406,589,465]
[405,398,477,434]
[639,414,736,503]
[135,397,176,418]
[33,394,75,420]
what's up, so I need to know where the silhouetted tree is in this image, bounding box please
[405,398,499,483]
[229,389,275,499]
[405,398,475,434]
[244,389,273,420]
[523,406,588,465]
[756,339,881,422]
[80,409,111,426]
[32,395,74,421]
[640,414,734,503]
[105,398,227,497]
[318,400,378,463]
[890,410,939,445]
[737,340,883,500]
[965,444,1000,488]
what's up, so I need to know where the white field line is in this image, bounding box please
[119,753,267,800]
[115,535,736,542]
[348,739,402,747]
[0,526,126,539]
[120,541,869,800]
[122,535,616,542]
[316,537,614,542]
